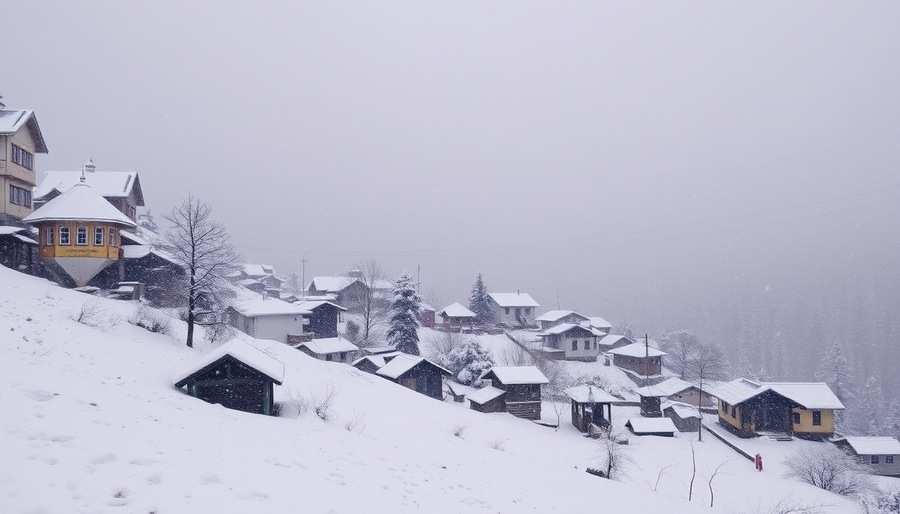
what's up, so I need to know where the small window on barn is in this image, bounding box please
[871,455,880,464]
[887,455,894,464]
[59,227,70,245]
[731,406,736,417]
[812,411,822,426]
[76,226,88,245]
[793,412,800,424]
[583,340,590,350]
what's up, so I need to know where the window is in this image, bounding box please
[583,340,590,350]
[94,227,104,246]
[812,410,822,426]
[44,227,54,246]
[59,227,70,245]
[871,455,880,464]
[793,412,801,424]
[109,228,117,247]
[887,456,894,464]
[721,402,728,413]
[731,406,737,417]
[76,226,88,245]
[9,185,31,207]
[571,341,577,351]
[11,144,34,170]
[504,307,509,315]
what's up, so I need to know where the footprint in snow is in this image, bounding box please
[199,472,222,485]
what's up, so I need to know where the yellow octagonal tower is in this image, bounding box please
[23,179,137,286]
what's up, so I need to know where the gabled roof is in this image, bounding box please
[240,263,268,278]
[22,182,136,227]
[663,401,702,419]
[376,354,450,380]
[842,437,900,456]
[633,384,670,397]
[480,366,549,385]
[0,109,48,153]
[648,377,696,397]
[173,339,285,386]
[564,385,619,404]
[536,310,588,323]
[625,416,677,434]
[229,297,310,317]
[586,316,612,330]
[295,337,359,355]
[598,334,631,347]
[538,323,596,337]
[309,276,362,293]
[467,385,507,404]
[34,170,144,205]
[488,292,539,308]
[294,300,347,312]
[439,302,476,318]
[707,378,844,410]
[352,355,388,369]
[608,342,666,358]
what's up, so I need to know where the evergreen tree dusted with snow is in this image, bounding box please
[468,272,494,324]
[444,337,495,385]
[387,271,422,355]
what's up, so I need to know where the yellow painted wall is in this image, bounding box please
[718,400,745,430]
[39,222,120,259]
[792,408,835,434]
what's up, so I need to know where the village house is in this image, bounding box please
[536,323,603,361]
[608,341,665,377]
[470,366,549,420]
[23,181,136,287]
[173,339,284,416]
[438,302,477,328]
[0,100,48,222]
[597,334,633,352]
[375,354,450,400]
[294,337,359,364]
[648,377,716,409]
[33,161,144,222]
[351,353,398,374]
[564,385,618,434]
[0,225,37,273]
[535,310,589,331]
[835,437,900,477]
[294,300,346,339]
[225,296,310,344]
[307,275,368,310]
[707,378,844,439]
[420,304,436,328]
[487,292,540,327]
[585,316,612,335]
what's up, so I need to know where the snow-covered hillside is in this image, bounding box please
[0,267,863,513]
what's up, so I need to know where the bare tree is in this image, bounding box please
[707,460,730,508]
[660,329,699,379]
[350,259,389,343]
[595,424,633,480]
[683,341,729,441]
[783,444,873,498]
[163,195,239,348]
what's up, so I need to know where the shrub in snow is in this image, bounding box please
[863,489,900,513]
[443,338,495,386]
[73,299,118,331]
[344,319,361,342]
[783,444,873,497]
[312,382,338,422]
[129,304,172,336]
[386,272,421,355]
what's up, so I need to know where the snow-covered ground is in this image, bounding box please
[0,266,880,513]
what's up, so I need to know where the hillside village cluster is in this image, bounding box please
[2,100,899,488]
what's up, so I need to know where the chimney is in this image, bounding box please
[83,159,96,174]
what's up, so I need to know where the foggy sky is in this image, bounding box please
[4,1,900,336]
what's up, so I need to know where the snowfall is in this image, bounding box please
[0,266,889,513]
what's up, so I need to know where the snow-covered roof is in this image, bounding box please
[536,310,588,322]
[843,437,900,456]
[34,170,142,203]
[173,339,285,386]
[598,334,630,347]
[22,182,137,227]
[446,381,476,397]
[0,108,47,152]
[663,401,702,419]
[294,300,347,312]
[481,366,549,385]
[648,377,696,397]
[121,245,181,266]
[626,417,677,434]
[467,386,507,405]
[608,342,666,358]
[586,317,612,330]
[296,337,359,355]
[537,323,595,337]
[564,385,619,404]
[488,292,540,308]
[229,297,310,317]
[309,276,361,293]
[633,384,670,397]
[241,263,268,278]
[376,354,450,380]
[365,346,399,355]
[0,226,26,236]
[439,302,476,318]
[14,234,37,245]
[119,230,149,246]
[706,379,844,410]
[352,355,387,369]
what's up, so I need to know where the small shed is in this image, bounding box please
[565,385,618,433]
[836,437,900,477]
[625,417,677,437]
[294,300,347,339]
[351,355,388,374]
[446,381,476,403]
[663,401,702,432]
[468,386,507,413]
[634,384,667,417]
[173,340,285,415]
[609,342,665,376]
[376,354,451,400]
[478,366,549,420]
[439,302,477,327]
[597,334,632,352]
[294,337,359,364]
[420,304,436,328]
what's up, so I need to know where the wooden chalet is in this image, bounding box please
[707,379,844,439]
[294,300,346,339]
[173,340,285,416]
[0,225,37,274]
[608,341,665,376]
[634,383,667,417]
[376,354,450,400]
[472,366,549,420]
[564,385,618,434]
[625,417,677,437]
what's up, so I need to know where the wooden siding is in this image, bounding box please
[506,401,541,420]
[177,355,277,415]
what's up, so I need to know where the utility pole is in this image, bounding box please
[300,255,308,297]
[644,333,650,387]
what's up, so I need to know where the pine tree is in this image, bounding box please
[814,341,856,431]
[468,272,494,325]
[387,271,422,355]
[445,338,495,385]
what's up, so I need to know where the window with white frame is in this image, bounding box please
[76,227,88,245]
[109,228,117,247]
[45,227,54,246]
[94,227,104,246]
[59,227,70,245]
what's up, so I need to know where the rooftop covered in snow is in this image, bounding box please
[173,339,285,386]
[706,379,844,410]
[535,310,588,322]
[229,296,311,317]
[22,182,137,227]
[467,385,507,405]
[294,337,359,355]
[842,436,900,455]
[34,169,143,204]
[0,108,48,152]
[488,292,539,308]
[608,342,665,358]
[439,302,476,318]
[625,416,678,435]
[564,385,620,404]
[376,354,450,380]
[481,366,549,385]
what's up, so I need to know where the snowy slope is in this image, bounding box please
[0,266,862,513]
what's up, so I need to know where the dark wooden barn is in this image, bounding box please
[634,384,667,417]
[294,300,346,339]
[0,225,37,274]
[468,386,507,413]
[476,366,549,420]
[174,340,285,416]
[376,354,450,400]
[564,385,618,433]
